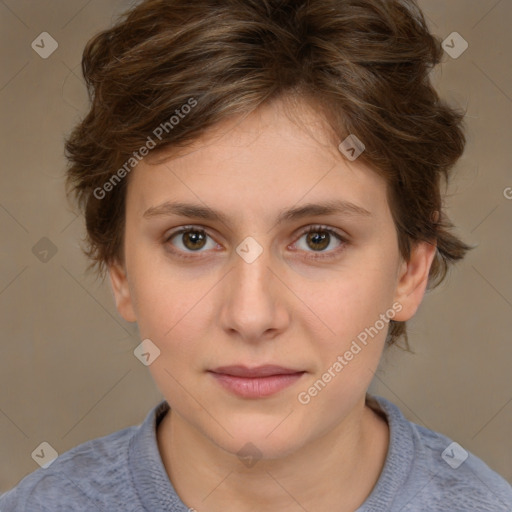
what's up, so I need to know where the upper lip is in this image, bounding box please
[209,365,305,378]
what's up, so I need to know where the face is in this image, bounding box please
[110,97,435,459]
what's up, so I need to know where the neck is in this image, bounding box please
[156,397,389,512]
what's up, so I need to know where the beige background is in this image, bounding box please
[1,0,511,494]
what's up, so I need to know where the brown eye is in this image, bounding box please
[305,230,330,251]
[165,227,216,256]
[181,229,207,251]
[164,224,348,262]
[293,225,348,261]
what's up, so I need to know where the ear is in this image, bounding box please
[392,240,437,322]
[108,261,137,323]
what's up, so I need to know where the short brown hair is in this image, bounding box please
[64,0,473,348]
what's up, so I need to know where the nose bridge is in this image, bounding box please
[220,234,288,339]
[231,234,274,301]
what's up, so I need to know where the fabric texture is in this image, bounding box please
[1,394,511,511]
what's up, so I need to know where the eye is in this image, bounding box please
[291,225,347,260]
[164,224,348,261]
[164,226,218,258]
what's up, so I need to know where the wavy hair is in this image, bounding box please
[64,0,473,348]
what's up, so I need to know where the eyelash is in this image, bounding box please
[163,224,348,261]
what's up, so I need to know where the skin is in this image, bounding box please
[109,96,436,512]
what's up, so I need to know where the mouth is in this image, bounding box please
[208,365,306,398]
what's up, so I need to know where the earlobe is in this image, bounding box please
[108,262,137,323]
[392,240,437,322]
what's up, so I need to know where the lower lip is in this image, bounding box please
[209,372,305,398]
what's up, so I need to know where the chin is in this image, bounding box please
[206,417,309,462]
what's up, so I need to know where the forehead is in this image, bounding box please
[126,97,390,228]
[147,97,344,170]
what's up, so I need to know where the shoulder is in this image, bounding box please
[412,422,512,511]
[368,395,512,511]
[0,424,138,512]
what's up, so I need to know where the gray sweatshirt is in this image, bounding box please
[1,395,511,511]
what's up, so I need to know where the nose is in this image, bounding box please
[218,240,291,344]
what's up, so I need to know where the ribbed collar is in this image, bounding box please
[128,400,189,512]
[356,394,416,511]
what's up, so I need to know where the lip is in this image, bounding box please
[208,365,306,398]
[210,365,303,377]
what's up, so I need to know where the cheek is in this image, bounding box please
[294,265,396,414]
[128,257,218,368]
[125,246,176,339]
[294,255,398,344]
[132,274,192,341]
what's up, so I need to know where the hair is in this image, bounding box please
[64,0,473,348]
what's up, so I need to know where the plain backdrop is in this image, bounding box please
[1,0,511,492]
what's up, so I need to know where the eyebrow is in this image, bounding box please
[143,199,372,225]
[143,199,372,226]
